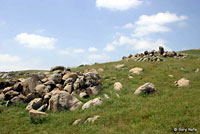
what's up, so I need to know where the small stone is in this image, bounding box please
[82,97,103,110]
[80,92,89,98]
[175,78,190,87]
[168,75,173,78]
[115,93,120,98]
[114,82,123,91]
[72,119,82,125]
[104,94,110,99]
[85,115,100,123]
[129,67,144,75]
[115,64,125,69]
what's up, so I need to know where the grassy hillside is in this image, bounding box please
[0,49,200,134]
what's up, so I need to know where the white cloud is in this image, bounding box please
[73,49,85,53]
[103,43,116,52]
[135,12,187,25]
[123,12,188,37]
[88,47,98,52]
[123,23,135,29]
[87,53,110,63]
[15,33,56,49]
[105,35,171,51]
[0,54,21,63]
[96,0,143,11]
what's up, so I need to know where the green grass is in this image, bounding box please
[0,50,200,134]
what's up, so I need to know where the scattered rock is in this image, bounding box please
[175,78,190,87]
[4,90,20,100]
[114,82,123,91]
[115,93,120,98]
[97,68,104,72]
[48,91,83,112]
[84,69,98,74]
[129,67,144,75]
[72,119,82,125]
[85,115,100,123]
[104,94,110,99]
[134,83,157,95]
[128,75,133,79]
[115,64,125,69]
[168,75,173,78]
[82,97,103,110]
[29,109,48,118]
[195,68,199,73]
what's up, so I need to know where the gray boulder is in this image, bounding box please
[48,73,62,84]
[48,91,82,112]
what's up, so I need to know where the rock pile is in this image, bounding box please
[122,46,187,62]
[0,66,103,114]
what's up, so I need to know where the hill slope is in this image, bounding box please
[0,49,200,134]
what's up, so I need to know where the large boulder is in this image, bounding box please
[175,78,190,87]
[62,73,77,81]
[26,98,43,111]
[48,91,82,112]
[50,66,67,72]
[134,83,157,95]
[113,82,123,91]
[22,76,41,96]
[115,64,125,69]
[48,73,62,84]
[82,97,103,110]
[129,67,144,75]
[159,46,164,55]
[35,84,50,97]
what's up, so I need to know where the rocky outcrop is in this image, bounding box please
[122,46,187,62]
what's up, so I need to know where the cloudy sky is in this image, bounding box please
[0,0,199,71]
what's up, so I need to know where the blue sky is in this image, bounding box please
[0,0,200,71]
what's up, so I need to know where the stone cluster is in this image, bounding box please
[0,66,103,114]
[122,46,188,62]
